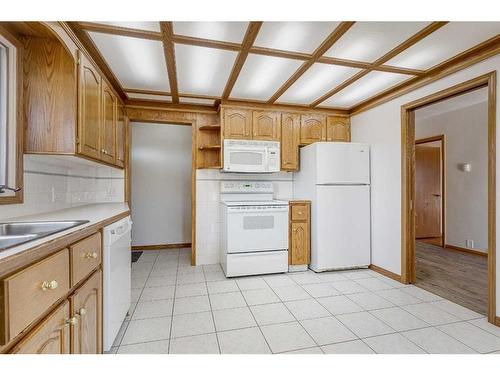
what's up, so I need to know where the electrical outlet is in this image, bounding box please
[466,239,474,248]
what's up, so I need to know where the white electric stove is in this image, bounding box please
[220,181,289,277]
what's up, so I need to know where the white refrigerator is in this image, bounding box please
[294,142,371,272]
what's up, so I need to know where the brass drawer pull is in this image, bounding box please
[65,317,78,326]
[85,252,98,259]
[41,280,59,291]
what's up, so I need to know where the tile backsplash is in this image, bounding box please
[0,155,125,220]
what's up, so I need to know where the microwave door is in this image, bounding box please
[224,148,267,173]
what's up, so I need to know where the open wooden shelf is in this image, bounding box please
[199,124,221,131]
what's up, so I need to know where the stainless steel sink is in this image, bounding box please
[0,220,90,251]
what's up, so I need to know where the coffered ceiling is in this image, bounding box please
[72,21,500,110]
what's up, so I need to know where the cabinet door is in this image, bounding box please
[290,222,310,265]
[300,114,326,145]
[326,116,351,142]
[252,111,280,141]
[115,105,126,168]
[281,113,300,171]
[101,82,117,164]
[70,270,102,354]
[10,301,70,354]
[223,108,252,139]
[77,52,101,160]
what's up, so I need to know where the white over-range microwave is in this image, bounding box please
[223,139,280,173]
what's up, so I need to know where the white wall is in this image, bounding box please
[196,169,294,265]
[350,54,500,316]
[416,101,488,251]
[131,122,192,247]
[0,155,124,221]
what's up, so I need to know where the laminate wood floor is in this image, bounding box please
[415,241,487,315]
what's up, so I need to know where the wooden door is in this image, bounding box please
[10,301,70,354]
[415,145,442,238]
[252,111,280,140]
[116,105,126,168]
[101,82,117,164]
[300,114,326,145]
[223,108,252,139]
[70,270,102,354]
[281,113,300,171]
[77,52,101,160]
[290,222,310,265]
[326,116,350,142]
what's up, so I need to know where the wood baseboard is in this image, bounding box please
[369,264,402,282]
[132,243,191,251]
[444,244,488,257]
[494,316,500,327]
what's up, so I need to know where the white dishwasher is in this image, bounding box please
[103,216,132,351]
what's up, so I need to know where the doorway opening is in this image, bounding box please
[401,72,496,322]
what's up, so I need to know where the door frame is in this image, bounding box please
[401,71,496,323]
[415,135,446,247]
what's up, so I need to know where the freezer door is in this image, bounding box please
[315,142,370,185]
[311,185,370,271]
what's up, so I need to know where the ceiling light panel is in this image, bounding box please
[89,32,169,91]
[173,22,249,43]
[254,22,341,54]
[126,93,172,101]
[277,63,361,104]
[387,22,500,70]
[175,44,237,96]
[325,22,429,62]
[230,54,303,100]
[97,21,160,32]
[179,97,215,105]
[321,71,411,108]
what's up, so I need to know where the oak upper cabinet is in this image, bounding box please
[289,201,311,266]
[326,116,351,142]
[280,113,300,171]
[10,301,71,354]
[116,105,126,168]
[223,108,252,139]
[300,114,326,145]
[77,51,102,160]
[252,111,281,141]
[70,270,102,354]
[100,81,117,164]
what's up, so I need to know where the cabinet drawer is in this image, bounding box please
[1,249,70,344]
[291,204,310,221]
[70,232,102,287]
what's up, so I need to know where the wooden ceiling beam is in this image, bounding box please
[159,21,179,104]
[267,22,355,104]
[222,22,263,100]
[77,22,162,40]
[173,34,241,52]
[310,21,449,107]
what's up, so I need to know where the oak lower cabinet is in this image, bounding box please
[70,270,102,354]
[326,116,351,142]
[10,301,71,354]
[289,201,311,268]
[280,113,300,171]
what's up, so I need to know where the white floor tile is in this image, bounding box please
[288,271,322,285]
[282,347,323,354]
[175,283,208,298]
[236,277,269,291]
[300,316,357,346]
[402,327,476,354]
[204,271,227,282]
[272,285,311,301]
[209,291,246,311]
[340,269,377,280]
[301,283,340,298]
[336,311,394,338]
[437,321,500,353]
[173,295,211,315]
[402,303,462,325]
[469,318,500,338]
[263,274,295,287]
[363,333,425,354]
[285,299,331,320]
[213,307,257,331]
[369,307,429,331]
[250,303,296,326]
[139,286,175,302]
[132,299,174,320]
[131,277,148,289]
[118,340,169,354]
[355,277,394,292]
[217,327,271,354]
[315,272,348,282]
[261,322,316,353]
[121,316,171,345]
[169,333,220,354]
[176,273,205,284]
[321,340,374,354]
[145,276,177,288]
[207,280,239,294]
[346,292,394,311]
[400,286,443,302]
[170,311,215,338]
[317,295,364,315]
[242,288,280,306]
[430,300,484,320]
[112,321,129,347]
[131,288,142,303]
[330,280,368,294]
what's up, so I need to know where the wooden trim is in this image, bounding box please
[444,244,488,257]
[495,316,500,327]
[401,72,496,323]
[76,22,162,41]
[220,99,349,116]
[369,265,402,282]
[416,135,446,247]
[351,35,500,115]
[173,34,241,52]
[268,22,355,104]
[124,88,219,101]
[159,22,179,104]
[126,100,217,114]
[222,22,262,100]
[132,243,191,251]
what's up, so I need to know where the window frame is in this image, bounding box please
[0,25,23,205]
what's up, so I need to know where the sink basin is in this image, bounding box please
[0,220,90,251]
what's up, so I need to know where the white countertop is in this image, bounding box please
[0,202,130,260]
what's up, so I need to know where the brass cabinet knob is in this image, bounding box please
[41,280,59,291]
[77,308,87,316]
[65,317,78,326]
[85,252,98,259]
